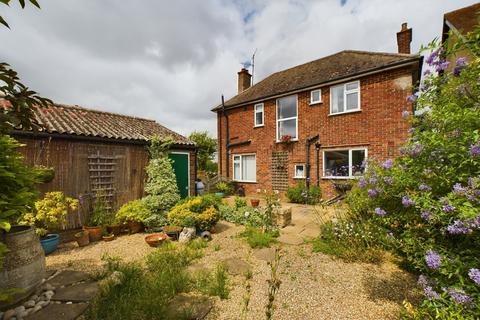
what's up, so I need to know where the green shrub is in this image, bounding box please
[115,199,151,223]
[89,192,111,227]
[191,265,229,299]
[234,197,247,209]
[167,196,220,230]
[143,213,168,231]
[286,182,321,204]
[239,227,278,248]
[215,181,233,194]
[219,204,264,227]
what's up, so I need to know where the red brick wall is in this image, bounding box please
[217,67,416,198]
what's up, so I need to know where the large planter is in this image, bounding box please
[145,233,168,247]
[0,225,46,308]
[83,226,102,242]
[74,231,90,247]
[40,234,60,255]
[127,221,144,234]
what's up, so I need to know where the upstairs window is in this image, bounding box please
[323,148,367,178]
[330,81,360,115]
[233,154,256,182]
[310,89,322,104]
[276,95,298,141]
[254,103,264,127]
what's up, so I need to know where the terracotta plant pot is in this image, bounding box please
[145,233,168,247]
[250,199,260,208]
[74,231,90,247]
[127,221,144,234]
[162,226,183,241]
[107,224,123,236]
[103,234,115,242]
[83,226,102,242]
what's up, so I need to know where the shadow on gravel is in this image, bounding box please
[362,270,422,305]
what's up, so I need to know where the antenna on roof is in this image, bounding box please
[251,48,257,85]
[240,48,257,86]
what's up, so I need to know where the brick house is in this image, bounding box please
[213,24,422,198]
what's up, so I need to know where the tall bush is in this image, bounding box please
[346,28,480,318]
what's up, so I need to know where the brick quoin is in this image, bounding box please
[217,66,417,198]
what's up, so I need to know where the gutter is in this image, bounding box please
[212,58,421,112]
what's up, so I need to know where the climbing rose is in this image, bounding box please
[468,268,480,285]
[382,159,394,169]
[425,250,442,269]
[374,207,387,217]
[402,196,414,207]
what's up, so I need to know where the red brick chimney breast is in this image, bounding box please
[237,68,252,94]
[397,22,412,54]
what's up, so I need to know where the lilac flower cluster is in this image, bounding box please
[470,139,480,157]
[425,48,442,65]
[447,220,472,235]
[374,207,387,217]
[421,210,433,221]
[435,61,450,73]
[368,188,381,198]
[425,250,442,269]
[453,57,467,76]
[402,196,415,207]
[442,204,456,213]
[358,177,367,189]
[382,159,394,169]
[418,184,432,192]
[468,268,480,285]
[400,143,424,158]
[417,275,440,300]
[452,183,467,194]
[443,288,473,304]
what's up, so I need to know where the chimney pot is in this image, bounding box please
[397,22,412,54]
[237,68,252,94]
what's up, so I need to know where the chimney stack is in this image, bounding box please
[237,68,252,94]
[397,22,412,54]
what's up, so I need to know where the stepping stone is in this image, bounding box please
[46,270,90,288]
[254,248,276,262]
[24,303,88,320]
[300,227,320,239]
[187,263,211,274]
[277,234,304,245]
[222,258,252,276]
[51,282,99,302]
[165,293,212,320]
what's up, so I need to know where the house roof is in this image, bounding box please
[443,3,480,38]
[213,50,421,111]
[7,102,194,145]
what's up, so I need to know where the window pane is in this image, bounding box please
[331,86,344,114]
[242,155,256,181]
[255,112,263,125]
[277,95,297,119]
[311,90,320,102]
[346,92,358,110]
[351,150,366,176]
[346,82,358,91]
[324,150,349,177]
[295,165,304,177]
[278,118,297,139]
[233,162,241,180]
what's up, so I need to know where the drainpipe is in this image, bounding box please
[305,135,319,190]
[315,141,321,187]
[194,148,198,196]
[222,95,230,178]
[218,112,222,176]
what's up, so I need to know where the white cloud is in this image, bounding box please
[0,0,476,137]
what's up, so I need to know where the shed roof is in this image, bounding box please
[443,3,480,36]
[213,50,420,111]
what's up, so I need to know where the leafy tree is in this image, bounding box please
[188,131,217,172]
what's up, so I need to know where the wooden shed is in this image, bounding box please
[12,103,196,230]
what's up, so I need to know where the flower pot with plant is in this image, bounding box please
[215,181,232,198]
[74,230,90,247]
[84,192,109,242]
[19,192,78,255]
[250,199,260,207]
[102,232,115,242]
[115,199,150,234]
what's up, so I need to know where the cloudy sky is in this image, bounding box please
[0,0,476,137]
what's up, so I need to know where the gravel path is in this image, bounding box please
[46,218,418,319]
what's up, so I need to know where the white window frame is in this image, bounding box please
[276,94,298,142]
[294,164,305,179]
[310,89,322,105]
[232,154,256,183]
[254,103,264,127]
[322,147,368,179]
[329,80,361,115]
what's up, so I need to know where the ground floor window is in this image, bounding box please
[294,164,305,178]
[323,148,367,178]
[233,154,256,182]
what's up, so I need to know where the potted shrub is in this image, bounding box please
[215,181,232,198]
[115,199,150,234]
[102,231,115,242]
[74,230,90,247]
[19,192,78,255]
[84,193,108,242]
[250,199,260,207]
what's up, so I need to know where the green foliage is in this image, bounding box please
[88,192,111,227]
[234,197,247,210]
[344,30,480,318]
[0,136,40,233]
[191,265,229,299]
[286,182,321,204]
[188,131,217,171]
[147,135,173,159]
[167,196,221,230]
[215,181,233,194]
[115,199,151,223]
[239,227,278,249]
[204,160,218,175]
[19,192,78,237]
[143,213,168,230]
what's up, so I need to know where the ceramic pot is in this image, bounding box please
[103,234,115,242]
[74,231,90,247]
[83,226,102,242]
[250,199,260,207]
[145,233,168,247]
[40,234,60,255]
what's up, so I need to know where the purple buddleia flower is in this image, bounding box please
[443,288,473,304]
[367,189,379,198]
[453,66,463,76]
[418,184,432,192]
[424,286,440,300]
[456,57,467,67]
[435,61,450,72]
[423,69,431,76]
[442,204,456,213]
[382,159,394,169]
[383,176,394,184]
[369,177,379,186]
[358,178,367,189]
[411,143,424,158]
[425,48,441,65]
[374,207,387,217]
[402,196,415,207]
[468,268,480,285]
[425,250,442,269]
[447,220,472,234]
[406,95,417,102]
[421,210,433,221]
[470,140,480,157]
[440,197,449,205]
[417,275,428,287]
[452,183,467,194]
[402,110,411,118]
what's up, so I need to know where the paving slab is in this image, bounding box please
[253,248,276,263]
[300,227,320,239]
[165,294,213,320]
[187,262,211,274]
[222,258,252,276]
[277,233,304,245]
[51,282,99,302]
[24,303,88,320]
[46,270,90,288]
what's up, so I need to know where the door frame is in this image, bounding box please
[169,151,191,197]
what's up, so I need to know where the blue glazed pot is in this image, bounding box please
[215,192,224,198]
[40,234,60,255]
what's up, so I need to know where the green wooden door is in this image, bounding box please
[168,153,189,199]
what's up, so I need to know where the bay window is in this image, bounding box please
[323,148,367,178]
[276,95,298,141]
[330,80,360,114]
[233,154,256,182]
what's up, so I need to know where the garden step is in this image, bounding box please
[24,303,88,320]
[253,248,276,262]
[277,233,304,245]
[51,282,99,302]
[165,293,213,320]
[46,270,90,288]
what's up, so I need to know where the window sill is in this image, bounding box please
[309,101,322,106]
[293,177,306,179]
[275,139,298,144]
[321,176,357,180]
[328,109,361,116]
[254,125,264,128]
[233,180,257,183]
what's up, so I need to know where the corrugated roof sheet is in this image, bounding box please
[213,50,420,110]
